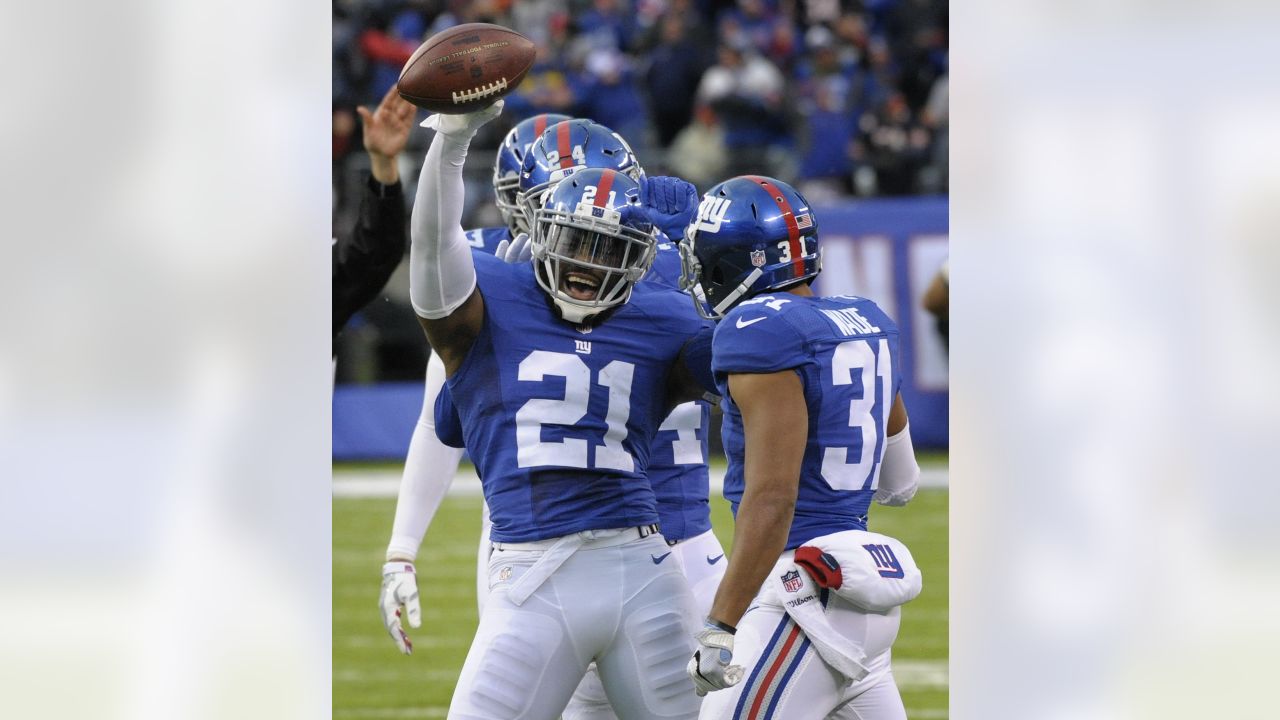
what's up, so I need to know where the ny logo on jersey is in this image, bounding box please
[863,544,905,579]
[694,196,732,234]
[574,340,592,355]
[781,569,804,593]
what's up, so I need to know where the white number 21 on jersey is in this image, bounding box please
[820,338,892,492]
[515,351,635,471]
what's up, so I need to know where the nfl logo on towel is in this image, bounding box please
[781,569,803,593]
[750,249,767,267]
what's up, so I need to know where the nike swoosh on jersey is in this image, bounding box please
[651,552,672,564]
[706,554,724,565]
[735,316,767,329]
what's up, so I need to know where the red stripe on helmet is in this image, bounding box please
[747,175,804,277]
[534,114,548,138]
[594,169,616,208]
[556,120,573,170]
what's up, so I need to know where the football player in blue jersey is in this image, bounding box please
[679,176,923,719]
[398,99,714,720]
[416,165,729,720]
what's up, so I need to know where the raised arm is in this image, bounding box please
[408,102,502,374]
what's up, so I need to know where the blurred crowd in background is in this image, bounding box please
[333,0,948,382]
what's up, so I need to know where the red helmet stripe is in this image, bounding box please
[534,114,548,138]
[594,169,616,208]
[748,176,804,276]
[556,120,574,170]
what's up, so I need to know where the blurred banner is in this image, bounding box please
[333,196,948,460]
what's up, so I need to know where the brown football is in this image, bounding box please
[397,23,535,114]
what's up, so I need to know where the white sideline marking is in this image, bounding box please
[895,659,949,689]
[333,466,948,499]
[335,709,445,719]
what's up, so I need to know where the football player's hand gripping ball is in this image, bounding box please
[687,620,744,696]
[640,176,699,242]
[379,561,422,655]
[421,99,504,139]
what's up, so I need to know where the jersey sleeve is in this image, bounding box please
[713,301,809,375]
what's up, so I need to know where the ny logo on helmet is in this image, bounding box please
[694,196,732,234]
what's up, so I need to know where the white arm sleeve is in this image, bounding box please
[408,103,503,318]
[873,423,920,506]
[409,129,478,319]
[386,353,466,561]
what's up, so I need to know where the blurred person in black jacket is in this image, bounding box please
[333,85,417,345]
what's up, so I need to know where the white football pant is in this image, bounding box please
[564,528,727,720]
[448,529,702,720]
[697,593,905,720]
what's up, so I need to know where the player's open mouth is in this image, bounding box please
[563,271,601,301]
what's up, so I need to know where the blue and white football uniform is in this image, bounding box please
[445,255,707,718]
[699,293,909,720]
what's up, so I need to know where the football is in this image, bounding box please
[397,23,536,114]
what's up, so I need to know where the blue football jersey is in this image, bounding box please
[446,252,707,543]
[433,239,715,541]
[713,293,902,549]
[463,226,511,255]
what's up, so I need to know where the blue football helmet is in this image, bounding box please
[531,167,657,324]
[518,119,645,235]
[492,113,572,236]
[679,175,822,320]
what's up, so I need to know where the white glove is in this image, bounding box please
[420,100,505,139]
[379,561,422,655]
[687,620,744,696]
[494,232,533,264]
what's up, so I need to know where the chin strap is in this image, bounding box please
[712,268,764,317]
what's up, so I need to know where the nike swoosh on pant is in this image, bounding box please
[651,552,672,564]
[706,554,724,565]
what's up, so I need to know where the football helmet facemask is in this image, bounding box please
[531,167,656,324]
[679,175,822,320]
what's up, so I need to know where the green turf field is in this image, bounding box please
[334,467,948,719]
